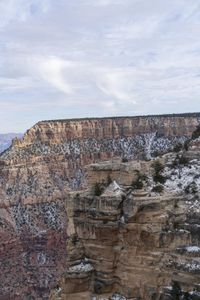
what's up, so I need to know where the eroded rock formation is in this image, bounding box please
[1,114,200,189]
[0,114,200,299]
[51,150,200,300]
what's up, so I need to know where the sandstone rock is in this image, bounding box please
[0,114,200,299]
[53,152,200,300]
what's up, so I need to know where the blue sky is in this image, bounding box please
[0,0,200,132]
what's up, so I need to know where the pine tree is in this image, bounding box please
[171,281,181,300]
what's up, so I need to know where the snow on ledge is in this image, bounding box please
[68,262,93,273]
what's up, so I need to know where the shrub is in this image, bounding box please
[152,160,166,184]
[152,185,164,193]
[131,178,143,189]
[152,160,164,173]
[183,292,191,300]
[184,181,198,194]
[93,182,104,196]
[192,125,200,140]
[172,154,189,167]
[153,173,166,184]
[131,173,148,190]
[178,155,189,165]
[173,143,182,153]
[169,282,193,300]
[140,174,148,182]
[122,157,128,163]
[183,140,190,151]
[107,175,112,185]
[171,281,181,300]
[152,150,161,157]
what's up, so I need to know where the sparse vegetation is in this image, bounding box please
[178,155,189,165]
[93,175,113,196]
[131,178,143,189]
[152,160,164,173]
[184,181,198,194]
[173,143,182,153]
[152,160,166,184]
[169,281,194,300]
[184,292,191,300]
[122,157,128,163]
[183,140,190,151]
[152,184,164,193]
[171,281,182,300]
[107,175,112,186]
[151,150,161,158]
[93,182,104,196]
[192,125,200,140]
[172,154,189,167]
[131,172,148,190]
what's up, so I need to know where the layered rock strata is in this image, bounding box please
[0,114,200,299]
[51,149,200,300]
[1,114,200,189]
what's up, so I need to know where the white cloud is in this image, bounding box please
[96,68,137,103]
[0,0,49,28]
[35,56,74,94]
[0,77,35,91]
[90,0,126,6]
[105,18,159,40]
[0,0,200,132]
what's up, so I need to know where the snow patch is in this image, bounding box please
[164,162,200,195]
[68,261,93,273]
[103,180,123,196]
[111,294,127,300]
[185,246,200,253]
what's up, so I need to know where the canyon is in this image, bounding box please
[0,113,200,299]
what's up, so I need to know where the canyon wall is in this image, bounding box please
[1,114,200,189]
[51,150,200,300]
[0,113,200,299]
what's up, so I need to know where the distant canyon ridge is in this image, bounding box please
[0,133,23,153]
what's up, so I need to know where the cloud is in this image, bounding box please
[90,0,126,6]
[0,0,49,28]
[0,0,200,132]
[35,56,74,94]
[96,68,137,104]
[105,18,159,40]
[0,77,35,91]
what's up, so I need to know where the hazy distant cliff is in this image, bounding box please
[0,133,22,153]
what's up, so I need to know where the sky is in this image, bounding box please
[1,0,200,133]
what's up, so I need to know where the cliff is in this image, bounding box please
[0,113,200,299]
[50,146,200,300]
[1,114,200,189]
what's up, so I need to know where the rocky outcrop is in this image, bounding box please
[0,133,22,153]
[0,114,200,299]
[51,152,200,300]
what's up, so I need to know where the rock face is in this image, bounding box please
[1,114,200,189]
[0,113,200,299]
[0,200,67,299]
[51,153,200,300]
